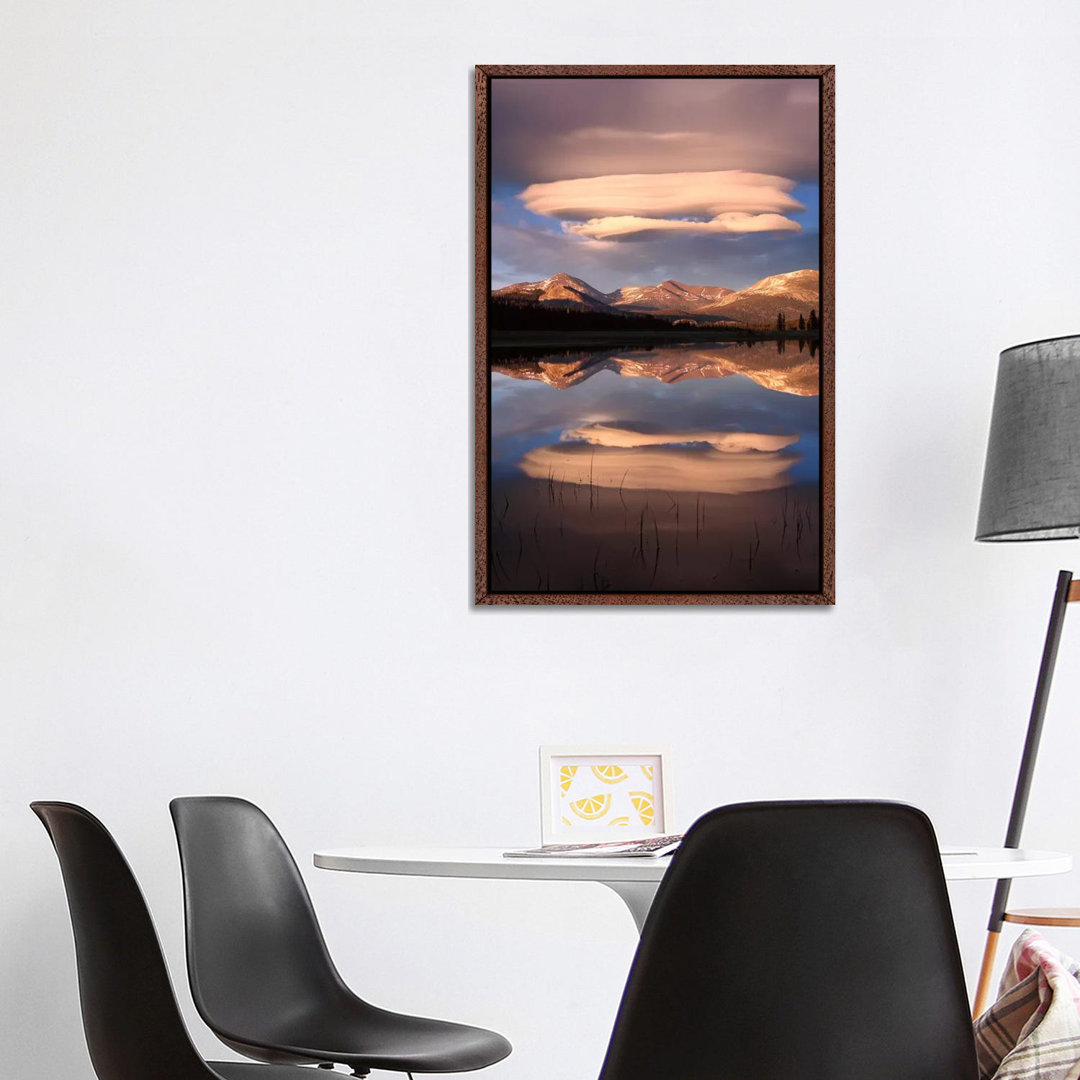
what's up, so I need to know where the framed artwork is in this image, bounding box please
[475,65,834,605]
[539,745,672,844]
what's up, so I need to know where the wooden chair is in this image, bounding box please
[1004,909,1080,928]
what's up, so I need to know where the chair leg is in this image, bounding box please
[973,928,1001,1019]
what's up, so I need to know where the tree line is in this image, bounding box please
[490,296,679,333]
[776,310,820,332]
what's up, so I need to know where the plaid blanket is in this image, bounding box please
[975,929,1080,1080]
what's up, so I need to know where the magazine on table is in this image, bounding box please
[504,834,683,859]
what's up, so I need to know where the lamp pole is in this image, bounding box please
[971,569,1076,1017]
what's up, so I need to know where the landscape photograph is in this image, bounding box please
[477,67,833,603]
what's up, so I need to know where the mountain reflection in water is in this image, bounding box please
[492,338,819,396]
[489,340,821,594]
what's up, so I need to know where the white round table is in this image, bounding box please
[314,845,1073,934]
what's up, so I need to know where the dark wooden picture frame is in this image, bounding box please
[476,65,834,606]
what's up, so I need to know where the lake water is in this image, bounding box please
[488,339,821,594]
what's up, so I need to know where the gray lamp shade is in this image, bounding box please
[976,335,1080,541]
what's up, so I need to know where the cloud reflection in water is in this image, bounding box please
[492,342,820,490]
[522,438,800,495]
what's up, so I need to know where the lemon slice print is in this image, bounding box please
[641,764,654,781]
[630,791,654,827]
[569,793,612,821]
[609,816,630,827]
[559,765,578,794]
[591,764,628,785]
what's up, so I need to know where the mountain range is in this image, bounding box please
[493,269,819,328]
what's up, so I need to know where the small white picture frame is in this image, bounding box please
[539,745,673,845]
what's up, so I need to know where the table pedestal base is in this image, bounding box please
[601,881,660,935]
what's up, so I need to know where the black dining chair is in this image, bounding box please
[169,796,511,1077]
[597,800,979,1080]
[30,801,318,1080]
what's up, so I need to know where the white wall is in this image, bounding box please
[4,2,1080,1076]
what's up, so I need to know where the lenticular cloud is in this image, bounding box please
[518,169,804,241]
[567,212,801,241]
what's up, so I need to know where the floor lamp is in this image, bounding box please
[972,334,1080,1018]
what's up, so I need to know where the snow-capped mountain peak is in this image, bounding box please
[492,270,819,327]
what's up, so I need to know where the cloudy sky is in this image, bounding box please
[490,77,820,292]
